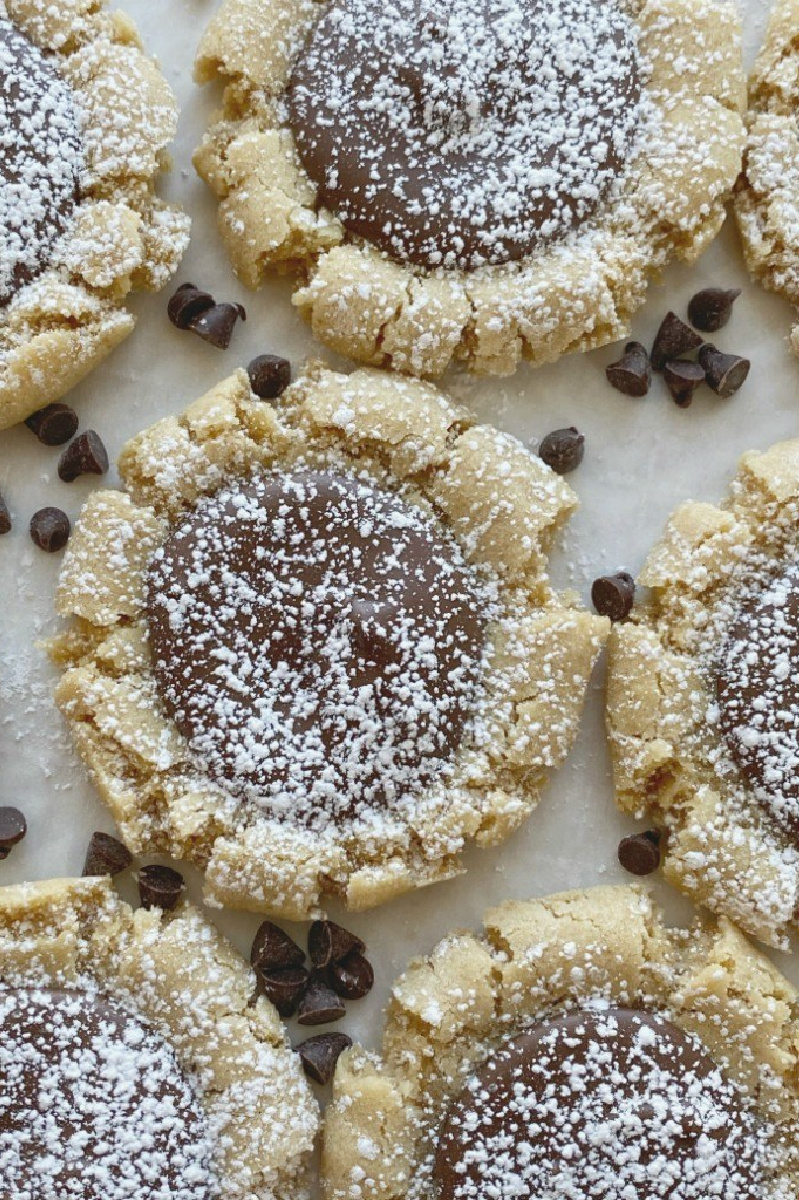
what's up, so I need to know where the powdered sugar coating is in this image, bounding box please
[716,559,799,839]
[287,0,641,269]
[146,471,491,826]
[0,985,217,1200]
[0,20,82,304]
[195,0,745,377]
[433,1009,763,1200]
[51,367,609,918]
[0,1,189,430]
[0,878,318,1200]
[321,887,798,1200]
[606,440,799,946]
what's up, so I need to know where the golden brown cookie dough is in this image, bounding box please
[322,885,799,1200]
[606,437,799,948]
[194,0,744,378]
[0,0,189,430]
[735,0,799,352]
[0,875,318,1197]
[50,365,608,920]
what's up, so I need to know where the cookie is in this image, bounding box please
[0,875,318,1197]
[606,437,799,947]
[194,0,744,378]
[0,0,190,430]
[49,365,608,919]
[321,886,799,1200]
[735,0,799,352]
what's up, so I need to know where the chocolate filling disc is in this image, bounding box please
[716,560,799,840]
[146,471,488,825]
[287,0,642,270]
[0,986,216,1199]
[434,1008,763,1200]
[0,20,82,305]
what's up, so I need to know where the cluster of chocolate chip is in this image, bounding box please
[250,918,374,1085]
[0,406,109,552]
[167,282,246,350]
[607,288,750,407]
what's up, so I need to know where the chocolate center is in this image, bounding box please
[716,560,799,840]
[0,986,216,1199]
[434,1009,763,1200]
[287,0,642,270]
[0,20,82,305]
[146,471,488,826]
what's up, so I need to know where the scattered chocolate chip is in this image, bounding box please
[58,430,109,482]
[0,807,26,858]
[247,354,292,399]
[82,831,133,877]
[256,967,309,1018]
[137,863,185,911]
[698,344,751,398]
[298,972,347,1025]
[167,282,215,329]
[591,572,635,622]
[651,312,703,371]
[24,402,79,446]
[0,493,10,536]
[296,1033,353,1085]
[308,920,366,969]
[250,920,306,971]
[687,287,741,333]
[29,507,70,552]
[618,830,661,876]
[330,952,375,1000]
[605,341,652,398]
[663,359,706,408]
[538,427,585,475]
[189,302,246,350]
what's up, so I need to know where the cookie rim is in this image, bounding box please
[50,363,608,920]
[321,884,799,1199]
[192,0,745,378]
[0,874,318,1197]
[606,437,799,948]
[0,0,190,431]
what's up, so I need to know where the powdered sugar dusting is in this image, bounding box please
[145,470,495,828]
[0,19,82,304]
[287,0,642,269]
[0,984,217,1200]
[428,1008,766,1200]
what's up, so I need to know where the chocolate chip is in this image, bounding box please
[329,952,374,1000]
[618,830,661,876]
[250,920,306,971]
[82,831,133,877]
[698,344,751,398]
[591,572,635,622]
[605,341,652,398]
[137,864,185,912]
[297,972,347,1025]
[25,402,79,446]
[538,427,585,475]
[0,807,26,856]
[687,288,741,333]
[296,1033,353,1085]
[58,430,109,482]
[308,920,366,969]
[663,359,705,408]
[188,302,246,350]
[30,507,70,552]
[256,967,309,1018]
[247,354,292,399]
[167,282,215,330]
[0,493,10,536]
[651,312,703,371]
